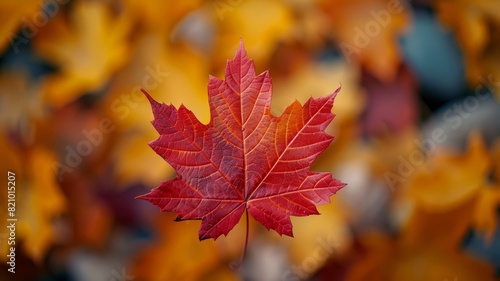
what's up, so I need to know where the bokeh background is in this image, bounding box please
[1,0,500,280]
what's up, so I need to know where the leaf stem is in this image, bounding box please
[230,208,249,270]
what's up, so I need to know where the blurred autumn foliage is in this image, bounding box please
[0,0,499,280]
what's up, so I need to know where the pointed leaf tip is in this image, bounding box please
[333,83,342,97]
[141,88,160,108]
[236,38,247,58]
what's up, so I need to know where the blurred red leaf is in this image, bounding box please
[137,40,346,240]
[361,65,418,135]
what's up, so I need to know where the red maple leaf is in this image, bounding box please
[137,40,346,242]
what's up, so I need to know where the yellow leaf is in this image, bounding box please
[0,71,44,143]
[286,201,351,272]
[17,148,66,262]
[0,0,40,53]
[123,0,203,31]
[131,214,222,281]
[213,0,294,70]
[401,198,476,251]
[320,0,409,81]
[346,132,499,281]
[435,0,500,87]
[408,132,490,212]
[34,0,132,106]
[346,199,498,281]
[367,127,420,184]
[0,141,66,263]
[473,185,500,242]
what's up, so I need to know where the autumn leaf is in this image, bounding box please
[211,0,294,70]
[492,138,500,183]
[33,0,132,106]
[123,0,203,31]
[435,0,500,86]
[272,59,365,169]
[361,66,418,136]
[131,214,224,281]
[137,40,346,242]
[345,202,499,281]
[0,70,44,140]
[285,202,351,270]
[0,138,66,263]
[473,185,500,242]
[407,131,491,212]
[0,0,40,53]
[320,0,409,82]
[17,147,66,262]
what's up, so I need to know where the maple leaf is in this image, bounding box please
[137,40,346,242]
